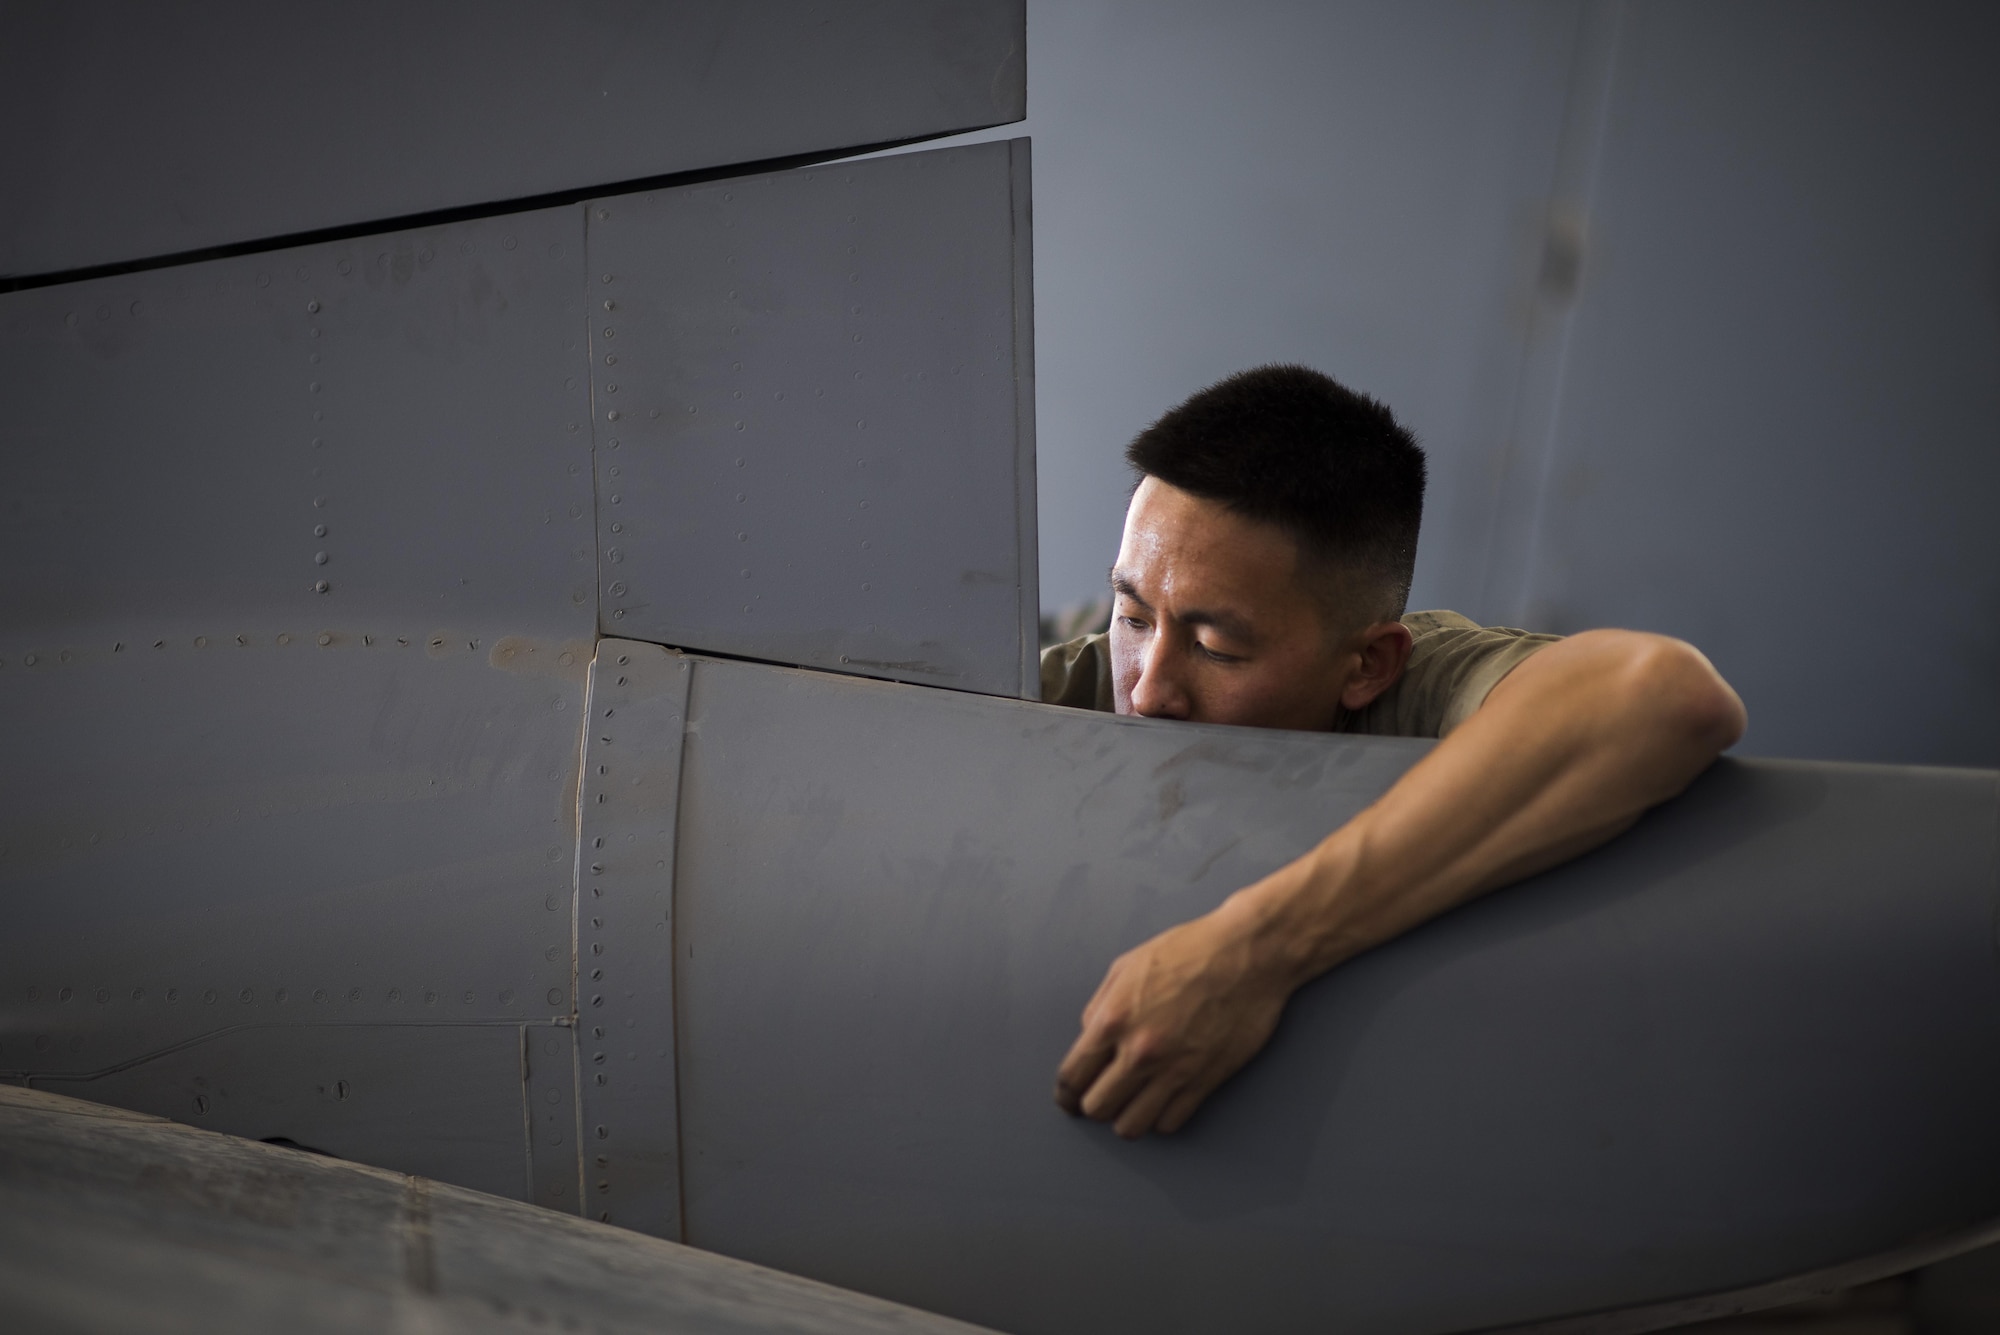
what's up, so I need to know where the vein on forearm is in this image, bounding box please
[1237,632,1742,985]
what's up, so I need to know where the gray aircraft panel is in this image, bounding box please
[658,649,2000,1334]
[32,1024,543,1201]
[0,0,1026,278]
[0,209,599,1206]
[573,641,695,1237]
[587,140,1038,697]
[0,1084,1000,1334]
[0,205,597,642]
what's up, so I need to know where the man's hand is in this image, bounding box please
[1056,630,1747,1139]
[1055,903,1295,1138]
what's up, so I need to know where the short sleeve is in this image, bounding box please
[1339,611,1560,739]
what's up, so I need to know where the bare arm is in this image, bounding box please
[1054,630,1747,1138]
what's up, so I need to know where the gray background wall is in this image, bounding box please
[865,0,2000,768]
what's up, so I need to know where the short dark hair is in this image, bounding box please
[1125,364,1426,620]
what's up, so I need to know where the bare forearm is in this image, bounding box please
[1226,631,1746,986]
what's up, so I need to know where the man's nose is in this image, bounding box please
[1131,641,1192,720]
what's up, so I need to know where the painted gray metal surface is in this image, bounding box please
[658,649,2000,1335]
[1467,0,2000,769]
[0,0,1026,278]
[0,1084,998,1335]
[589,140,1039,697]
[574,641,694,1236]
[0,136,1037,1214]
[0,210,596,1200]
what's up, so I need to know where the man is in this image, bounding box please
[1044,365,1746,1140]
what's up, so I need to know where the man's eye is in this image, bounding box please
[1196,643,1241,664]
[1117,615,1150,631]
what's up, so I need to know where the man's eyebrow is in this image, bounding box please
[1181,608,1257,642]
[1110,570,1257,642]
[1109,570,1150,608]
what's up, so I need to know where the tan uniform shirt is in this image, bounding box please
[1039,610,1559,738]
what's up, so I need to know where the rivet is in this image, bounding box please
[129,300,144,316]
[314,524,327,537]
[277,634,291,646]
[547,988,564,1006]
[337,259,352,275]
[314,552,328,565]
[609,494,621,504]
[500,989,514,1003]
[603,299,615,311]
[502,234,517,250]
[348,987,361,1001]
[307,300,320,314]
[336,1080,350,1100]
[23,653,35,666]
[596,1125,608,1139]
[195,1095,210,1114]
[314,581,330,594]
[609,583,626,596]
[193,636,207,649]
[612,609,624,620]
[203,989,216,1003]
[167,988,178,1001]
[601,273,613,284]
[609,521,623,534]
[312,496,327,508]
[595,209,608,221]
[316,633,332,647]
[239,987,252,1002]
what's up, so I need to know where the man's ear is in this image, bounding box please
[1340,620,1415,712]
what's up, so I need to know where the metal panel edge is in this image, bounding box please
[574,638,691,1237]
[1008,137,1041,699]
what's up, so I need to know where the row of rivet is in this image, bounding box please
[17,984,565,1007]
[1,632,512,665]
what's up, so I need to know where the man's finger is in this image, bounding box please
[1155,1071,1226,1135]
[1054,1033,1116,1116]
[1077,1047,1151,1123]
[1112,1074,1184,1140]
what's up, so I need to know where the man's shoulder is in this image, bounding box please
[1354,610,1561,738]
[1040,631,1114,712]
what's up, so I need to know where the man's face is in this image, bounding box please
[1108,477,1369,729]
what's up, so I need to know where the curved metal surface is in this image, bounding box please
[0,1083,996,1334]
[650,645,2000,1335]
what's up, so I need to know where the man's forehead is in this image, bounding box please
[1119,481,1302,584]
